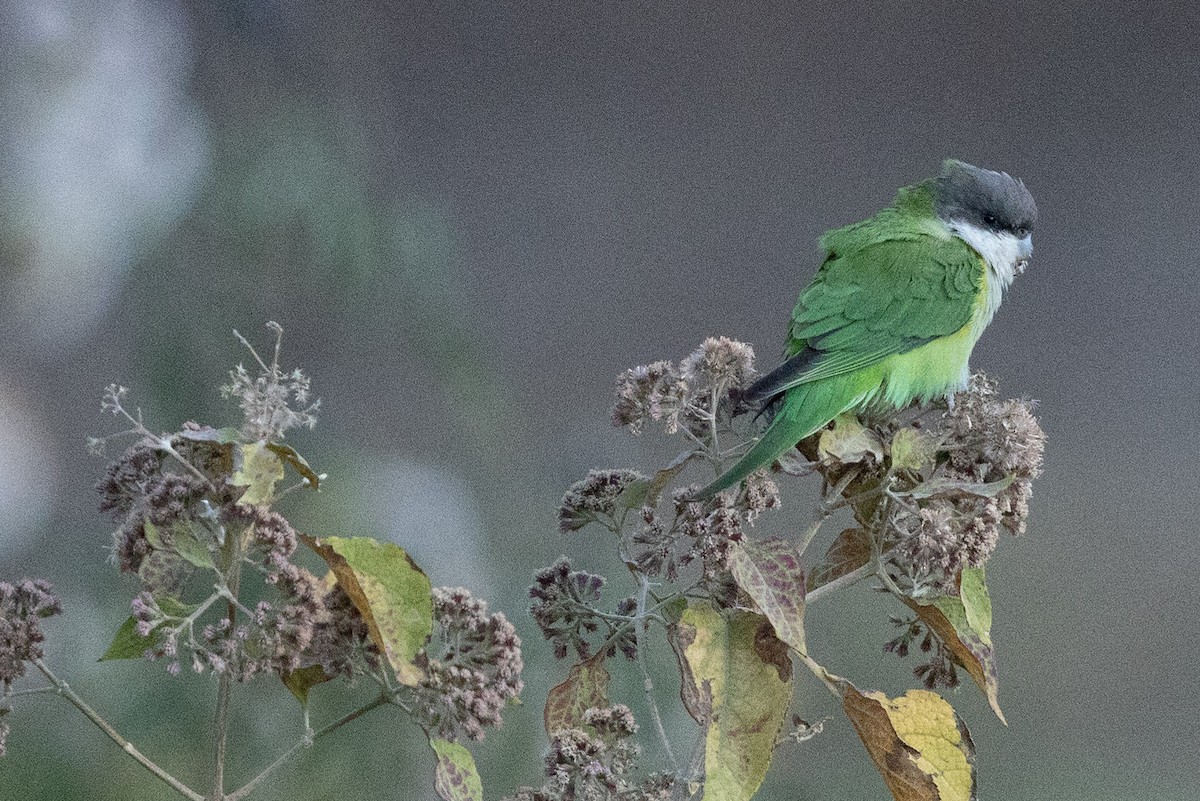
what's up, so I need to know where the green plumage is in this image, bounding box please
[697,180,989,498]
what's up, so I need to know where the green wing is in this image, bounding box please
[745,233,982,404]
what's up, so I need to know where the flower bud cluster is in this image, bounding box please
[529,559,636,661]
[414,587,524,741]
[559,470,645,534]
[883,615,959,690]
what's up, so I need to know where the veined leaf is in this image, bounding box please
[301,535,433,685]
[430,738,483,801]
[890,427,940,473]
[843,683,976,801]
[818,414,883,465]
[99,597,196,661]
[280,664,333,706]
[807,527,872,592]
[905,567,1004,723]
[670,602,792,801]
[902,475,1013,500]
[544,653,611,736]
[265,442,321,490]
[727,537,806,652]
[616,450,696,510]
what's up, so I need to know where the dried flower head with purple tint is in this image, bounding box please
[413,587,524,741]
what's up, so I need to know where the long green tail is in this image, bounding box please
[696,376,875,498]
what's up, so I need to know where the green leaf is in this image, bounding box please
[300,535,433,686]
[430,738,483,801]
[544,653,611,736]
[842,683,976,801]
[958,567,992,636]
[889,427,940,473]
[144,521,216,570]
[143,521,165,549]
[807,527,872,592]
[727,537,807,653]
[99,597,197,661]
[670,602,793,801]
[265,442,321,491]
[280,664,333,705]
[231,442,285,505]
[818,414,884,465]
[100,616,160,661]
[905,568,1004,723]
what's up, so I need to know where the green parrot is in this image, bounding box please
[697,159,1037,498]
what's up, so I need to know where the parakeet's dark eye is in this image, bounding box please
[983,215,998,229]
[1015,227,1030,238]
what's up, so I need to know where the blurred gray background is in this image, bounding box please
[1,1,1196,799]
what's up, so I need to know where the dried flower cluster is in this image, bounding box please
[529,559,636,661]
[506,704,675,801]
[612,337,754,438]
[413,587,524,741]
[632,472,780,583]
[881,375,1045,592]
[88,330,391,686]
[559,470,646,534]
[1,580,63,757]
[221,322,320,441]
[0,580,62,687]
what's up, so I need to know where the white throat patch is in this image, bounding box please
[947,219,1030,327]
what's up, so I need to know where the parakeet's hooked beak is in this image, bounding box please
[1015,235,1033,274]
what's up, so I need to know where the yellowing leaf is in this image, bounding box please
[890,427,940,473]
[301,535,433,685]
[430,738,483,801]
[671,602,792,801]
[819,414,884,465]
[905,567,1004,723]
[842,683,976,801]
[807,527,872,592]
[727,537,806,653]
[544,653,611,736]
[231,442,285,505]
[265,442,321,490]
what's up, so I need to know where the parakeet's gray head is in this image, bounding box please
[934,159,1037,276]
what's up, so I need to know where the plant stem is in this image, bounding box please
[211,522,247,800]
[31,658,204,801]
[635,574,679,773]
[805,561,877,604]
[226,693,391,801]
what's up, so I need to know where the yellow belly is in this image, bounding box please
[878,259,993,406]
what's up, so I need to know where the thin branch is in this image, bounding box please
[634,574,679,772]
[32,659,204,801]
[805,561,876,604]
[225,693,390,801]
[3,685,58,699]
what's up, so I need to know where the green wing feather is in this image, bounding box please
[699,217,982,499]
[743,232,982,405]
